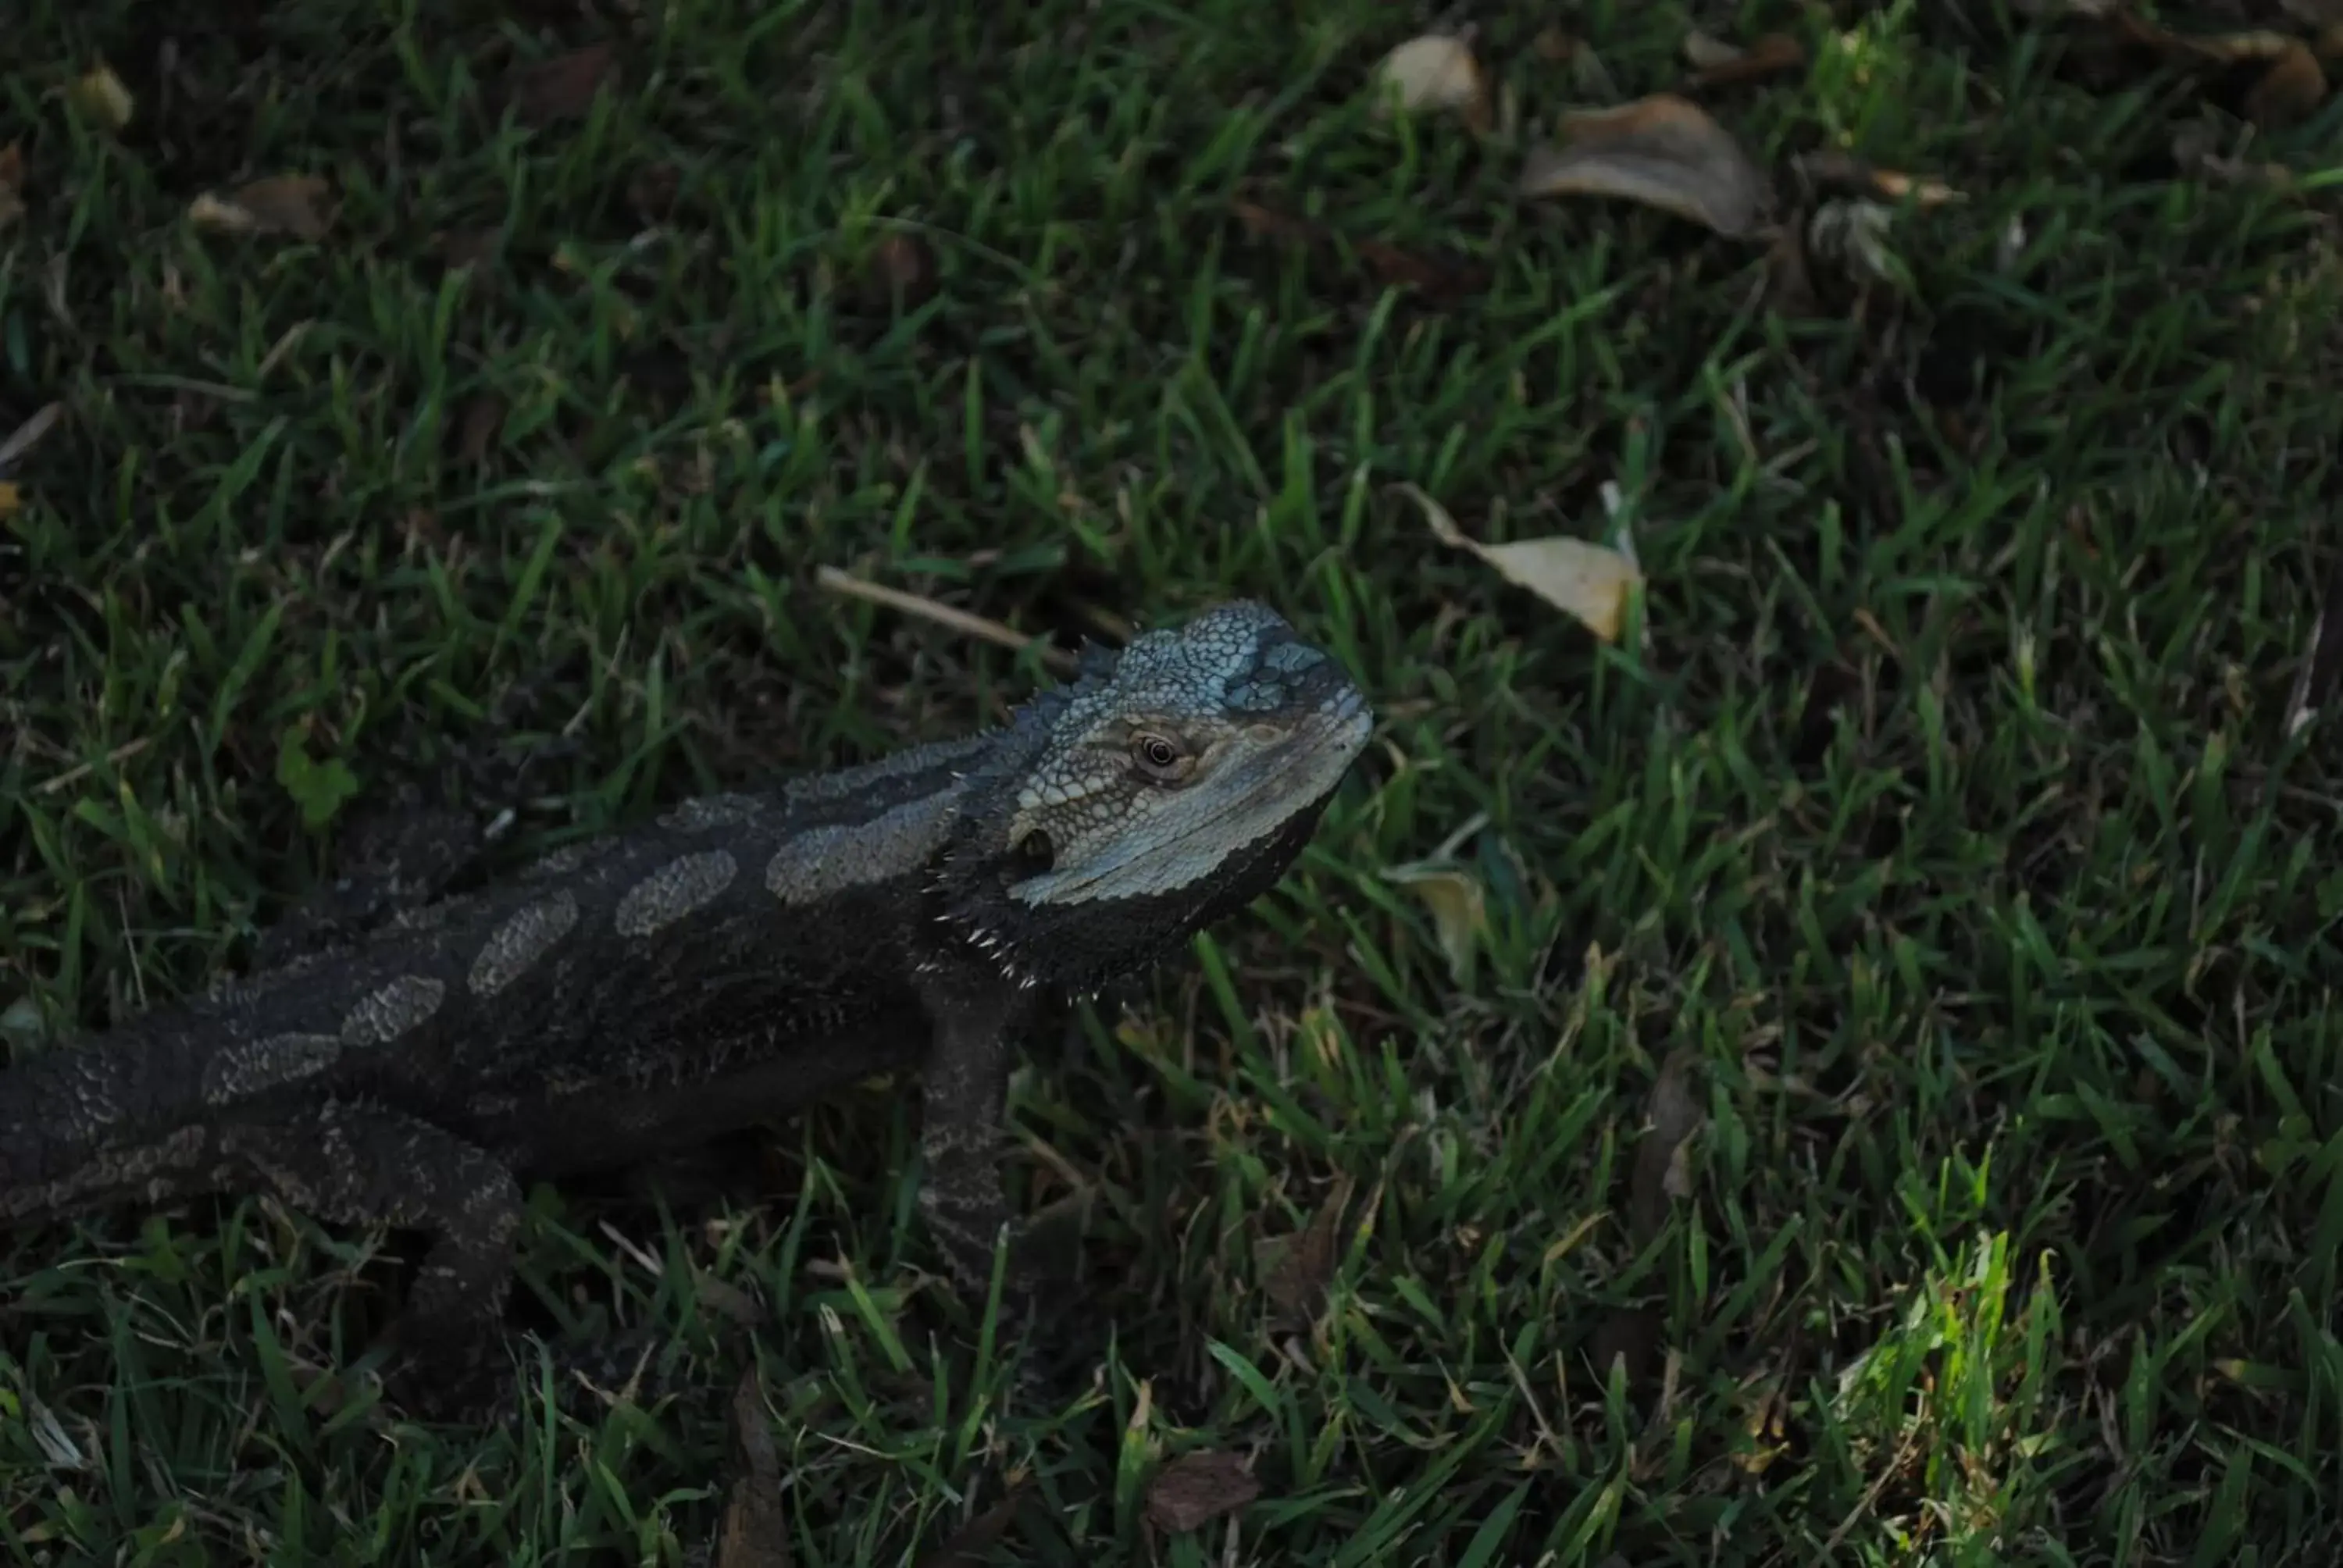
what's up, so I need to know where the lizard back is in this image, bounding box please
[0,732,993,1211]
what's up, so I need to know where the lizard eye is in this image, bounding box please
[1014,829,1055,870]
[1131,731,1191,782]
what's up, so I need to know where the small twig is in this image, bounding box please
[0,402,62,476]
[37,736,154,795]
[814,565,1079,674]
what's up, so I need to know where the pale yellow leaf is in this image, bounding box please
[1374,34,1490,130]
[1400,481,1644,640]
[1474,537,1642,640]
[68,63,134,131]
[1382,864,1485,985]
[1520,93,1773,237]
[188,175,335,241]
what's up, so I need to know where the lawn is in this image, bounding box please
[5,0,2343,1562]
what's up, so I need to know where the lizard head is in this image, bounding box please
[937,600,1373,990]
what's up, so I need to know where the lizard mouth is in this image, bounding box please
[1005,687,1371,909]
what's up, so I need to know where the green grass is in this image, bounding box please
[6,0,2343,1562]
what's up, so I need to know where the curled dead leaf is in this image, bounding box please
[0,144,23,234]
[1627,1049,1703,1246]
[1145,1451,1260,1534]
[455,394,507,466]
[1258,1179,1351,1324]
[1520,94,1773,238]
[189,175,335,241]
[1382,863,1485,985]
[870,233,938,304]
[1374,34,1492,132]
[2245,41,2327,124]
[1401,483,1643,642]
[510,42,618,127]
[915,1494,1024,1568]
[1683,30,1807,89]
[716,1370,790,1568]
[68,63,134,131]
[2095,12,2329,126]
[628,161,682,219]
[1232,200,1489,304]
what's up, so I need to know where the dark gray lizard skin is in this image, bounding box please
[0,600,1372,1416]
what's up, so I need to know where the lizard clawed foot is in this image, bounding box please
[369,1315,514,1424]
[921,1185,1106,1405]
[372,1320,697,1423]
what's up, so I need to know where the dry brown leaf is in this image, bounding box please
[0,143,23,234]
[1233,201,1489,304]
[1232,198,1325,248]
[1353,238,1489,301]
[68,63,134,131]
[1764,208,1819,315]
[914,1495,1023,1568]
[2104,12,2330,124]
[1403,483,1643,641]
[1588,1050,1705,1395]
[1681,30,1742,69]
[510,42,617,127]
[1520,94,1773,238]
[1684,31,1807,89]
[2245,41,2327,124]
[0,483,20,521]
[1793,150,1962,208]
[189,175,335,241]
[1626,1049,1704,1247]
[1145,1452,1260,1534]
[1590,1305,1664,1385]
[435,230,497,273]
[455,394,506,466]
[1261,1181,1351,1324]
[716,1370,790,1568]
[1374,34,1492,132]
[693,1269,767,1327]
[2119,16,2303,65]
[628,161,681,219]
[870,233,938,304]
[1382,863,1485,984]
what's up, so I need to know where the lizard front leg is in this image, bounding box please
[223,1101,522,1417]
[914,975,1074,1313]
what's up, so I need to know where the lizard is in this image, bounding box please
[0,599,1373,1417]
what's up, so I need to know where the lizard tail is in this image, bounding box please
[0,1025,209,1223]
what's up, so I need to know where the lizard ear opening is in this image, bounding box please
[1012,829,1055,873]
